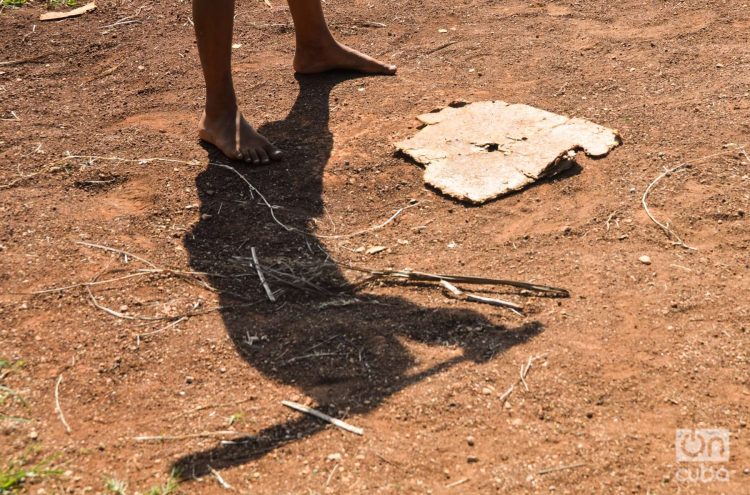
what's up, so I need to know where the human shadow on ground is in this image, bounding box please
[175,73,546,478]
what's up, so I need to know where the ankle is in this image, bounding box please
[295,33,339,54]
[203,101,240,122]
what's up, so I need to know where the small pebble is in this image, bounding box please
[561,225,572,235]
[466,435,475,447]
[639,255,652,265]
[28,431,38,440]
[467,455,479,464]
[744,468,750,475]
[327,453,342,462]
[185,376,194,384]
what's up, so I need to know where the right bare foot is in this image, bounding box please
[199,109,282,164]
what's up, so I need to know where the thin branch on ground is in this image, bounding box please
[282,400,364,436]
[251,247,276,302]
[499,384,514,404]
[136,316,188,341]
[54,374,72,434]
[208,466,233,490]
[210,160,417,240]
[77,241,159,268]
[134,431,250,442]
[440,279,525,315]
[642,164,697,250]
[446,478,470,488]
[499,355,546,404]
[343,265,569,297]
[641,143,748,250]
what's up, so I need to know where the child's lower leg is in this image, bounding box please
[193,0,282,164]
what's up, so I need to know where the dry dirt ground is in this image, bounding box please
[1,1,749,494]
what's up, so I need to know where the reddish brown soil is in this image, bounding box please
[1,1,749,494]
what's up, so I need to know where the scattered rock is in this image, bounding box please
[327,453,342,462]
[466,435,475,447]
[639,255,652,265]
[185,376,194,384]
[467,455,479,463]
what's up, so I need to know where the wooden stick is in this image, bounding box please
[519,360,530,392]
[251,247,276,302]
[499,384,514,403]
[134,431,247,442]
[441,279,525,314]
[345,265,569,297]
[440,279,463,295]
[282,400,364,436]
[466,294,523,312]
[54,374,72,434]
[208,466,233,490]
[446,478,470,488]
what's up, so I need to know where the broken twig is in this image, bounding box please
[54,374,72,434]
[282,400,364,436]
[346,265,569,297]
[208,466,233,490]
[446,478,470,488]
[642,164,697,250]
[441,280,524,314]
[251,247,276,302]
[134,431,247,442]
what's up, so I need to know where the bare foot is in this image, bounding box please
[199,109,283,164]
[294,40,397,75]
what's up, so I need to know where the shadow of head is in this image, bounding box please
[177,73,546,479]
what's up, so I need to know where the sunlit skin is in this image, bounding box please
[193,0,397,163]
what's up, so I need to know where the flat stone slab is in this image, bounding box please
[396,101,621,204]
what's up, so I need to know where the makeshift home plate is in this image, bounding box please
[396,101,621,204]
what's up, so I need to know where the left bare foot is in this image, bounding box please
[293,40,397,75]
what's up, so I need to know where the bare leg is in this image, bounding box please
[289,0,397,75]
[193,0,282,163]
